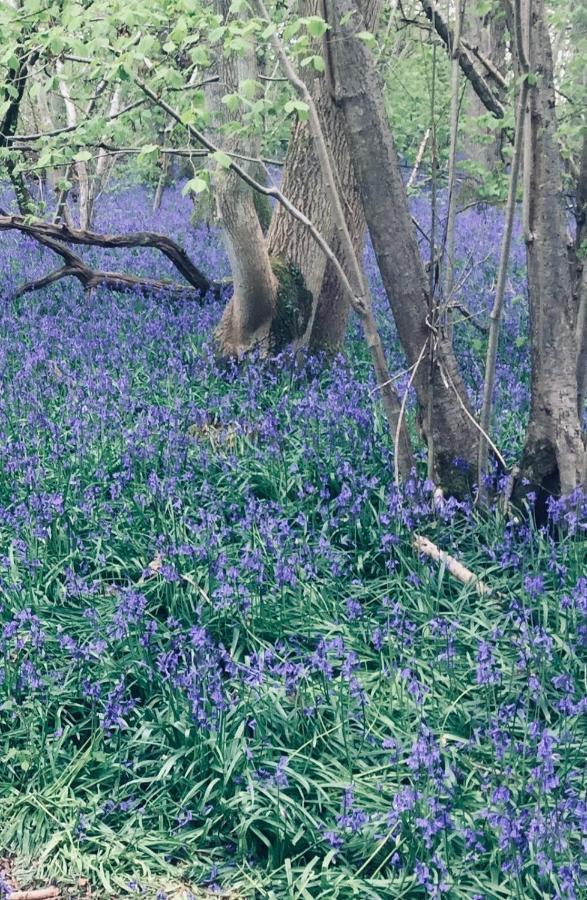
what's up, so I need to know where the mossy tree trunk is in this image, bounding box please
[215,0,381,359]
[267,0,382,358]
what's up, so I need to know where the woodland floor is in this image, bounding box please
[0,183,585,899]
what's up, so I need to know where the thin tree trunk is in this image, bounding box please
[406,129,430,192]
[35,87,58,196]
[213,0,278,356]
[574,134,587,420]
[444,0,464,311]
[89,86,122,224]
[328,0,483,495]
[153,152,170,213]
[478,0,528,493]
[57,63,92,230]
[515,0,586,501]
[0,48,39,215]
[461,3,507,187]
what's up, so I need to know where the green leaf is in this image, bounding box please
[221,92,241,112]
[208,26,226,43]
[190,46,210,66]
[284,99,309,121]
[73,150,92,162]
[240,78,260,100]
[283,20,301,41]
[49,33,65,55]
[211,149,232,170]
[357,30,376,47]
[301,54,325,72]
[305,16,328,38]
[182,176,208,195]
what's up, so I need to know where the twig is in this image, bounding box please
[394,337,429,486]
[406,128,430,190]
[413,534,490,594]
[448,302,488,334]
[7,889,60,900]
[439,359,507,471]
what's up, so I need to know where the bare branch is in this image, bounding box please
[419,0,505,118]
[461,39,508,88]
[0,213,214,295]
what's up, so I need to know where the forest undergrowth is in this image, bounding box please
[0,184,585,899]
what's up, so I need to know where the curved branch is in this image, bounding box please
[15,265,205,300]
[0,212,214,294]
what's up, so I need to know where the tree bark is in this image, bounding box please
[255,0,414,476]
[461,5,507,182]
[213,0,279,357]
[57,63,92,230]
[478,67,527,491]
[89,86,122,221]
[515,0,586,501]
[329,0,483,494]
[267,0,382,356]
[0,48,39,215]
[574,134,587,421]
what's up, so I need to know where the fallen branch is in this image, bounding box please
[14,263,205,300]
[6,888,60,900]
[0,212,221,299]
[413,534,490,594]
[0,212,213,294]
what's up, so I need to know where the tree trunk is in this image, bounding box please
[89,86,122,223]
[267,0,382,357]
[0,48,39,215]
[328,0,483,495]
[574,134,586,421]
[57,63,92,229]
[213,0,279,357]
[152,153,169,213]
[515,0,586,501]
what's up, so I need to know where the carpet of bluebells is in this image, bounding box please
[0,183,586,899]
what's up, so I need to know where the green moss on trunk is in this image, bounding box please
[269,258,313,351]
